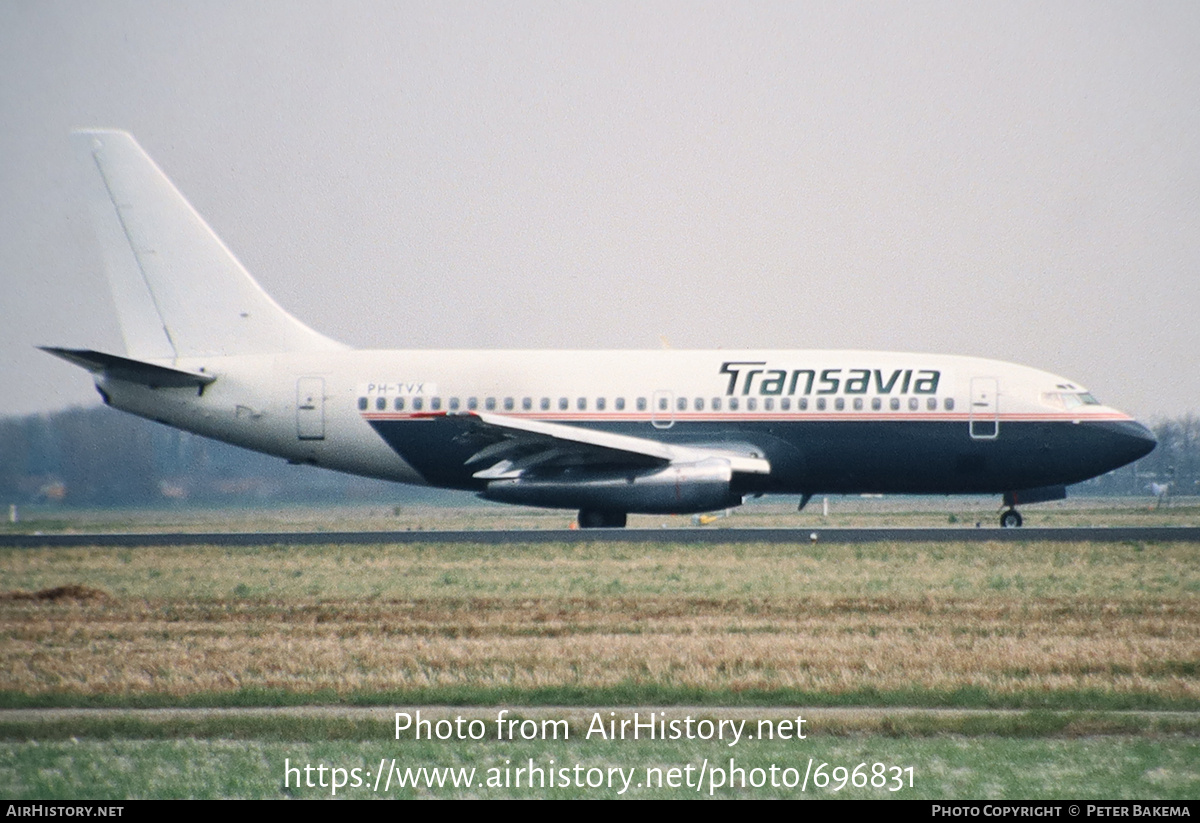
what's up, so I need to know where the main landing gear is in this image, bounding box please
[999,508,1023,528]
[578,509,628,529]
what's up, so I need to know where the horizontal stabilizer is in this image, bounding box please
[39,347,216,389]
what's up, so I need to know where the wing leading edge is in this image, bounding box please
[464,411,771,478]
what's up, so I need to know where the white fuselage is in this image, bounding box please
[94,348,1150,502]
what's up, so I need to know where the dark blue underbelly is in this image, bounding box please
[366,417,1155,495]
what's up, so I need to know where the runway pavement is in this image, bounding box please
[3,526,1199,548]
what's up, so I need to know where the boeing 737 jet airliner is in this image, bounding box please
[44,131,1156,527]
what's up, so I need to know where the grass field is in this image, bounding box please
[4,720,1198,799]
[2,539,1197,704]
[4,495,1199,533]
[1,504,1197,798]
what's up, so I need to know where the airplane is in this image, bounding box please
[43,130,1157,528]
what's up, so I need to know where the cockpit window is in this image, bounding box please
[1042,391,1102,410]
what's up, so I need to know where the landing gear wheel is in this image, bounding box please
[578,510,627,529]
[1000,509,1023,528]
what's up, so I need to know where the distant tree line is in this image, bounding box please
[0,406,1195,508]
[0,405,410,507]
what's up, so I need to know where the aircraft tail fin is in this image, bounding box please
[72,130,345,359]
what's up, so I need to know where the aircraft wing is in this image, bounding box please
[461,412,771,479]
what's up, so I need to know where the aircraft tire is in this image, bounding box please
[1000,509,1023,528]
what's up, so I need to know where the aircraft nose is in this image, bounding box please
[1116,419,1157,461]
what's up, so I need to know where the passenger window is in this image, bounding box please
[834,398,844,411]
[853,398,863,411]
[523,397,532,411]
[467,397,478,411]
[798,397,808,411]
[375,397,386,411]
[816,398,826,411]
[449,397,460,411]
[559,397,568,411]
[504,397,515,411]
[945,397,955,411]
[764,398,774,411]
[694,397,704,411]
[597,397,606,411]
[676,397,687,411]
[577,397,587,411]
[712,398,722,411]
[413,397,424,411]
[658,397,669,411]
[908,397,919,411]
[890,398,900,411]
[747,398,757,411]
[780,397,790,411]
[485,397,496,411]
[541,397,550,411]
[927,397,937,411]
[615,398,625,411]
[729,398,739,411]
[637,397,647,411]
[358,397,367,411]
[871,397,881,411]
[431,397,442,411]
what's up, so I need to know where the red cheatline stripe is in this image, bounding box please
[361,412,1132,423]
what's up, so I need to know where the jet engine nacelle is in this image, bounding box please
[482,458,743,514]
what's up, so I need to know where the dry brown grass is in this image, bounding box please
[1,595,1196,697]
[0,584,109,602]
[1,538,1197,701]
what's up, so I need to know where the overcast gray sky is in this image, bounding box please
[2,1,1197,420]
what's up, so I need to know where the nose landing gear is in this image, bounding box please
[999,486,1064,528]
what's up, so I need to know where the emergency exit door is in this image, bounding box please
[296,377,325,440]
